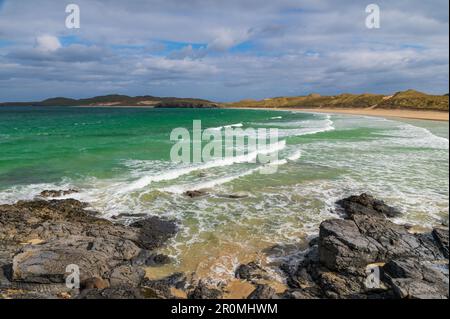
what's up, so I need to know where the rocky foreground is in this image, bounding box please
[0,193,448,299]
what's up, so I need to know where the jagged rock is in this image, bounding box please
[11,235,142,284]
[0,199,178,298]
[388,278,448,299]
[285,195,449,300]
[383,258,449,299]
[337,193,401,218]
[141,273,187,299]
[247,284,276,299]
[108,265,145,287]
[188,282,222,299]
[218,193,249,199]
[235,262,271,283]
[39,189,79,198]
[184,190,208,198]
[77,287,143,299]
[131,250,171,267]
[319,219,380,271]
[130,217,178,250]
[432,228,449,258]
[278,288,321,299]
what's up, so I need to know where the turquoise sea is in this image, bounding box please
[0,106,448,281]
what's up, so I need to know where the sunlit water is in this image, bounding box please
[0,107,448,283]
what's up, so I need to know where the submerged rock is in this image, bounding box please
[141,273,188,299]
[184,190,208,198]
[130,217,178,250]
[188,282,222,299]
[235,262,271,284]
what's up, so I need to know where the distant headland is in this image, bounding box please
[1,90,448,117]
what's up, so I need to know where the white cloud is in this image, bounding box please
[208,28,250,51]
[0,0,448,101]
[35,35,61,52]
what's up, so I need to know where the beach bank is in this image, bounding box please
[227,107,449,121]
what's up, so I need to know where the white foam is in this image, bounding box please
[210,123,244,131]
[162,147,303,194]
[120,140,287,193]
[162,167,260,194]
[380,123,449,150]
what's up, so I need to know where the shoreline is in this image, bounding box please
[226,106,449,121]
[1,193,448,299]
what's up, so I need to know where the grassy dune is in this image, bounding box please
[227,90,449,112]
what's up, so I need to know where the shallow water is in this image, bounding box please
[0,106,448,283]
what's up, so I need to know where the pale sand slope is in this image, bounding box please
[229,107,449,121]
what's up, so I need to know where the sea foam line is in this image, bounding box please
[119,139,287,193]
[210,123,244,131]
[162,148,302,194]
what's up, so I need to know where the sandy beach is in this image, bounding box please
[227,107,449,121]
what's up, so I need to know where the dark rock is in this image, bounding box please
[131,250,171,267]
[235,262,271,283]
[308,236,320,248]
[111,213,148,220]
[0,199,178,298]
[11,236,141,284]
[130,217,178,250]
[278,288,321,299]
[383,258,449,299]
[77,287,143,299]
[388,278,448,299]
[141,273,187,299]
[247,284,276,299]
[319,219,380,271]
[184,190,208,198]
[432,228,449,258]
[282,194,449,300]
[39,189,79,198]
[218,194,249,199]
[108,265,145,287]
[188,282,222,299]
[337,193,401,218]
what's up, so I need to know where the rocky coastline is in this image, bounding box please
[0,192,448,299]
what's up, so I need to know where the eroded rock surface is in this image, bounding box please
[0,198,177,299]
[280,193,449,299]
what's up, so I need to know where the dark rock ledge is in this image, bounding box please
[0,198,177,299]
[0,193,448,299]
[243,194,448,299]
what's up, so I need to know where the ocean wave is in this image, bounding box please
[119,139,287,193]
[162,148,303,193]
[278,116,335,137]
[377,123,449,150]
[209,123,244,131]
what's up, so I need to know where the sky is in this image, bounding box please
[0,0,448,102]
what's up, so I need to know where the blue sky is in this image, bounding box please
[0,0,448,102]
